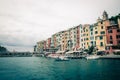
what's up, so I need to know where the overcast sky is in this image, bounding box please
[0,0,120,52]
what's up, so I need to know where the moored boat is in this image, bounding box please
[55,56,69,61]
[47,53,59,58]
[85,55,100,59]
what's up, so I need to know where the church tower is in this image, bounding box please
[102,10,108,20]
[97,17,102,22]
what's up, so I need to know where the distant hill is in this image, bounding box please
[0,45,8,53]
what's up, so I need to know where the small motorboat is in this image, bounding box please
[85,55,100,60]
[55,56,69,61]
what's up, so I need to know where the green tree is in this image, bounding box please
[88,46,94,55]
[110,13,120,24]
[0,45,7,53]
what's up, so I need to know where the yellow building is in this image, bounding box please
[82,24,90,49]
[94,11,111,51]
[94,22,106,51]
[36,40,44,53]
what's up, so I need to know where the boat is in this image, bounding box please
[55,56,69,61]
[47,54,59,58]
[85,55,100,59]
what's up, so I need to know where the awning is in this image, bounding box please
[65,51,74,54]
[106,44,113,46]
[98,49,105,52]
[56,51,65,54]
[113,50,120,52]
[45,52,51,54]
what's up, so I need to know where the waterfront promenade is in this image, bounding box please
[100,54,120,59]
[1,51,120,59]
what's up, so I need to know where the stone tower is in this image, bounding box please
[102,10,108,20]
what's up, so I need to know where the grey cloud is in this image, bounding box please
[0,0,120,51]
[0,34,35,46]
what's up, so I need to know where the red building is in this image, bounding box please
[106,24,120,53]
[76,26,80,49]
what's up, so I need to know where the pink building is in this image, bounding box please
[76,26,80,50]
[106,24,120,53]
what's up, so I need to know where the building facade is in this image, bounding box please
[34,11,120,54]
[106,22,120,53]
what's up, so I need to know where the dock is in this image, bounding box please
[100,55,120,59]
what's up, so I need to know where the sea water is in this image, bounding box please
[0,57,120,80]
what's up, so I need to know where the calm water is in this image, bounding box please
[0,57,120,80]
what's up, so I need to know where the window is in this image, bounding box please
[110,41,113,44]
[110,36,112,40]
[82,44,83,46]
[117,29,120,32]
[84,38,86,41]
[91,41,93,44]
[118,41,120,44]
[108,29,112,33]
[90,37,93,40]
[101,31,105,34]
[94,41,96,45]
[74,35,76,38]
[95,31,98,34]
[91,29,93,31]
[95,37,97,40]
[91,32,93,35]
[86,38,89,40]
[95,41,96,45]
[83,34,86,36]
[100,36,103,40]
[101,26,103,29]
[116,35,120,39]
[116,35,118,39]
[87,42,89,45]
[100,42,103,46]
[86,29,88,32]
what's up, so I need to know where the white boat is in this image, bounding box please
[55,56,69,61]
[85,55,100,59]
[47,54,59,58]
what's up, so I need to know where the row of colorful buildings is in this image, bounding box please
[34,11,120,54]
